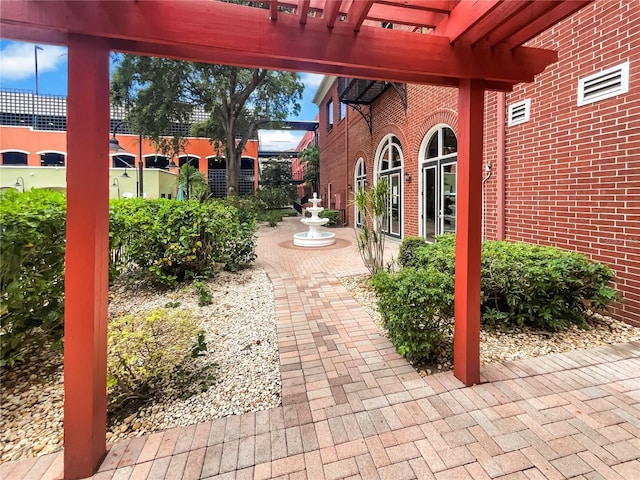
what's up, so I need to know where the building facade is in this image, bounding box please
[314,0,639,324]
[0,90,259,198]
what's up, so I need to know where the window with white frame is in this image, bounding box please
[507,99,530,127]
[578,61,629,106]
[327,98,334,131]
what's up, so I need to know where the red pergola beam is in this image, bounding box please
[435,0,502,44]
[64,34,110,479]
[298,0,311,24]
[366,4,446,28]
[453,78,485,386]
[346,0,374,32]
[0,1,558,87]
[323,0,342,28]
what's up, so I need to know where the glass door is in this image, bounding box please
[440,163,456,234]
[388,172,401,237]
[422,159,457,241]
[422,165,437,243]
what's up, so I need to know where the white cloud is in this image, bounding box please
[258,130,306,152]
[300,73,324,89]
[0,42,67,81]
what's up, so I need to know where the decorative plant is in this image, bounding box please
[351,178,388,275]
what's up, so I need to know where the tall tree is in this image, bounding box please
[299,145,319,193]
[111,57,304,196]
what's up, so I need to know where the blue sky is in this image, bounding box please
[0,40,322,150]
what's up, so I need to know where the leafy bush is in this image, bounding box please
[107,307,209,409]
[398,236,427,268]
[110,198,257,285]
[254,187,291,210]
[0,190,66,366]
[371,267,454,362]
[318,209,340,227]
[264,210,284,227]
[403,236,618,331]
[193,280,213,306]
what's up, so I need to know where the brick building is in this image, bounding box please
[313,0,639,324]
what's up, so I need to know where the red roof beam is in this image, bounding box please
[366,4,446,29]
[486,1,561,47]
[375,0,458,15]
[435,0,503,45]
[504,0,593,49]
[323,0,343,28]
[344,0,373,32]
[269,0,279,21]
[298,0,311,24]
[0,0,557,86]
[457,0,534,47]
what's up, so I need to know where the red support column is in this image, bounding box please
[64,35,110,479]
[453,79,485,387]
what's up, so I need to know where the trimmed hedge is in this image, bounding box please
[399,234,618,331]
[0,190,66,366]
[110,198,257,285]
[1,194,257,366]
[371,267,454,362]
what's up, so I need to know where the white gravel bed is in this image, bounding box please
[0,266,280,464]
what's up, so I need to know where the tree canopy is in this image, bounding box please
[110,56,304,196]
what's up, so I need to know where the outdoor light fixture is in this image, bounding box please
[111,177,120,199]
[348,183,352,190]
[109,121,144,197]
[14,176,25,193]
[405,172,412,183]
[108,136,129,155]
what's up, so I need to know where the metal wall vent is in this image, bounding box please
[578,61,630,106]
[507,99,530,127]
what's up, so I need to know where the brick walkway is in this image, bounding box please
[3,218,640,479]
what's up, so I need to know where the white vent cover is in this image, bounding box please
[507,99,530,127]
[578,62,629,106]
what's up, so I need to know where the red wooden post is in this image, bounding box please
[453,79,485,386]
[64,34,110,479]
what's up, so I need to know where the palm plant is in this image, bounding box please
[352,178,388,275]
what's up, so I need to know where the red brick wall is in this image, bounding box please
[317,0,638,324]
[487,0,639,324]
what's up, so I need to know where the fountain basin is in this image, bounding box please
[293,231,336,247]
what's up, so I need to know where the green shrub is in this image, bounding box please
[406,237,618,331]
[110,198,257,285]
[318,209,340,227]
[107,307,209,409]
[371,267,454,362]
[398,236,427,268]
[254,187,291,210]
[0,189,66,366]
[264,210,284,227]
[193,280,213,306]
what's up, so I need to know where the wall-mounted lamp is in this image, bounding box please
[348,183,352,191]
[121,168,130,179]
[404,173,412,183]
[14,176,25,193]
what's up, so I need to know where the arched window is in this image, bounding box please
[206,156,226,198]
[375,135,403,237]
[419,125,457,242]
[178,154,200,170]
[112,153,136,169]
[39,152,65,167]
[1,151,28,165]
[144,154,169,169]
[354,158,366,227]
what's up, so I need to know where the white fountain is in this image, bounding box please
[293,193,336,247]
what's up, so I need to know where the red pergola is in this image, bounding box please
[0,1,591,478]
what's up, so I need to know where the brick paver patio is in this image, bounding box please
[3,217,640,479]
